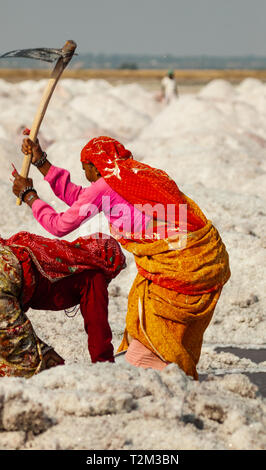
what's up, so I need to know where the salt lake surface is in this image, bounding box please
[0,77,265,450]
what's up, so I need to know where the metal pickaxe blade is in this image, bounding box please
[0,47,67,63]
[1,40,77,205]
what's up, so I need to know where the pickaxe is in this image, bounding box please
[0,40,77,205]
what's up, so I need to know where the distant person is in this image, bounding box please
[161,69,178,104]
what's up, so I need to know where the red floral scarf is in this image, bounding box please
[0,231,126,284]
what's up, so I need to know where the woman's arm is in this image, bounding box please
[12,152,107,238]
[22,137,86,206]
[30,181,104,237]
[44,165,86,207]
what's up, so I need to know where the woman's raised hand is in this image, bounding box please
[21,128,43,165]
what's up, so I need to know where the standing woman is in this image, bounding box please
[13,135,230,379]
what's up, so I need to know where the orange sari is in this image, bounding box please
[117,221,230,379]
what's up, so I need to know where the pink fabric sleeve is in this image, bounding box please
[44,165,87,207]
[31,179,106,238]
[32,168,151,239]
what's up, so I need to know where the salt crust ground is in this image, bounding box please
[0,77,265,450]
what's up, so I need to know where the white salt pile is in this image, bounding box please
[0,77,265,450]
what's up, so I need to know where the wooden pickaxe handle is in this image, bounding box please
[16,40,77,205]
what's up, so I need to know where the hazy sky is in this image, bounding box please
[1,0,266,56]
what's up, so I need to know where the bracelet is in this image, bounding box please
[32,151,47,168]
[24,192,38,204]
[19,186,37,202]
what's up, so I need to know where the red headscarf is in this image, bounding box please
[81,136,205,232]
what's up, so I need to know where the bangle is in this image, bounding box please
[25,192,38,204]
[32,151,47,168]
[19,186,37,202]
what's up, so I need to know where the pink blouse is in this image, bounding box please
[32,165,151,238]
